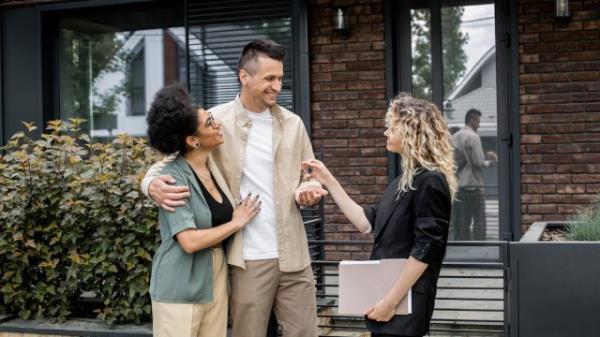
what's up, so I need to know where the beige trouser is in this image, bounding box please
[152,247,227,337]
[230,259,318,337]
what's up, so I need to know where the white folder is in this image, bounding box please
[338,258,412,315]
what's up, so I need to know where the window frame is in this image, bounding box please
[127,42,146,117]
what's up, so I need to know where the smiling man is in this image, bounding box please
[141,39,325,337]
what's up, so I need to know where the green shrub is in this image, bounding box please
[0,119,160,324]
[567,196,600,241]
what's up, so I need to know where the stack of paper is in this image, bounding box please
[338,258,412,315]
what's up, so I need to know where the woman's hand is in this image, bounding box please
[364,297,397,322]
[232,194,261,230]
[301,159,334,186]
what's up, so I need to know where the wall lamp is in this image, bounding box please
[555,0,571,20]
[332,7,350,37]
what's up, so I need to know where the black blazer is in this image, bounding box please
[364,170,451,337]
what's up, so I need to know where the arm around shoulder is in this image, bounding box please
[140,153,177,197]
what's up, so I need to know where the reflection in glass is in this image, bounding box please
[442,4,498,241]
[59,16,293,141]
[410,8,432,101]
[187,18,293,110]
[59,26,182,140]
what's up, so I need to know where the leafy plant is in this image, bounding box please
[567,196,600,241]
[0,119,160,324]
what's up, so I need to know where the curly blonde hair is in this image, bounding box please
[385,93,457,200]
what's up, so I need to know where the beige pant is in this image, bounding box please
[230,259,318,337]
[152,248,227,337]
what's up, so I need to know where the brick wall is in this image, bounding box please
[308,0,387,259]
[518,0,600,232]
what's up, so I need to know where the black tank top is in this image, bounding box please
[191,168,233,227]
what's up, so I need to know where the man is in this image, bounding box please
[451,108,497,241]
[141,39,325,337]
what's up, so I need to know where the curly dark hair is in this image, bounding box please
[146,83,198,155]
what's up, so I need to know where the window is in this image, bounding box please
[56,1,301,140]
[57,3,183,140]
[128,45,145,116]
[185,1,294,110]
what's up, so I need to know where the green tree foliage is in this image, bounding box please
[0,120,160,323]
[411,7,469,101]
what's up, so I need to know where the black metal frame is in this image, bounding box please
[291,0,311,132]
[310,240,510,336]
[384,0,521,246]
[35,0,182,125]
[0,10,4,145]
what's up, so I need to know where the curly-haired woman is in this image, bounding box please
[146,83,260,337]
[303,94,456,337]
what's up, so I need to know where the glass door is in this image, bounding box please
[390,0,513,260]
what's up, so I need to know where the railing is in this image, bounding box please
[302,203,509,337]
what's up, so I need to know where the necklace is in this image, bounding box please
[191,166,215,187]
[196,171,212,181]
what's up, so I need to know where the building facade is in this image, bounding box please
[1,0,599,261]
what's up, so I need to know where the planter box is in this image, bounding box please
[509,221,600,337]
[0,317,151,337]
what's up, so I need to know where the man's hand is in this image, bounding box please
[295,185,329,207]
[486,150,498,162]
[148,175,190,212]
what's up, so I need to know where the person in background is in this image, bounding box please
[451,108,497,241]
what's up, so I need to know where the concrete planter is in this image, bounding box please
[509,221,600,337]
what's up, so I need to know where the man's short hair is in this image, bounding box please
[465,108,482,124]
[237,39,286,75]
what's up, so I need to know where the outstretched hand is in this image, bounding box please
[295,185,328,206]
[301,159,334,186]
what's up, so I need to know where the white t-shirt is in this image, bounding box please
[240,108,278,260]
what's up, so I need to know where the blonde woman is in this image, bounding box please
[303,93,456,337]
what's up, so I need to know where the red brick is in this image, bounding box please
[527,183,557,193]
[557,204,580,214]
[584,20,600,30]
[557,164,587,173]
[332,72,359,81]
[542,174,571,184]
[572,194,598,204]
[529,204,557,214]
[521,135,542,143]
[522,194,543,203]
[543,194,572,203]
[556,184,586,193]
[556,143,586,153]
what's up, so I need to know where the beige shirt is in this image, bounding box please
[141,97,319,272]
[452,125,491,189]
